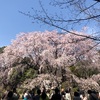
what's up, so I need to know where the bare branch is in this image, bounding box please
[19,10,100,41]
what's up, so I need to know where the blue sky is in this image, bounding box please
[0,0,54,47]
[0,0,99,47]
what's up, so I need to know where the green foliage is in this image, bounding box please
[8,67,38,89]
[70,65,100,78]
[70,66,76,72]
[0,85,7,99]
[20,68,38,82]
[61,81,71,89]
[0,46,6,54]
[10,68,18,79]
[86,68,99,77]
[72,87,79,92]
[17,88,26,95]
